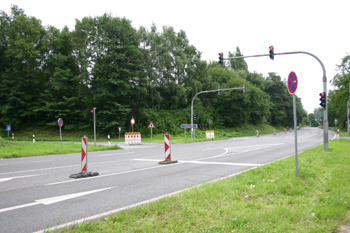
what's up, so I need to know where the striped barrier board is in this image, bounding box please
[159,134,177,164]
[125,133,141,144]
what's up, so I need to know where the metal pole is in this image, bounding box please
[60,126,62,149]
[227,51,328,151]
[293,94,298,177]
[93,107,96,147]
[191,85,246,139]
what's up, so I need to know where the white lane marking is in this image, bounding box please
[100,152,135,157]
[0,160,54,166]
[0,174,42,183]
[0,187,115,213]
[133,159,262,166]
[202,147,225,151]
[0,159,130,176]
[46,164,171,186]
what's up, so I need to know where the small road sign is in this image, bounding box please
[58,118,63,127]
[130,118,135,125]
[148,122,155,128]
[6,125,11,131]
[180,124,198,129]
[288,71,298,94]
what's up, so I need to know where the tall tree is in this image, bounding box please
[0,5,47,127]
[74,14,146,132]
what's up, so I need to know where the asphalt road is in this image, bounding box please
[0,127,335,233]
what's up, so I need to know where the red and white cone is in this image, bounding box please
[159,134,178,164]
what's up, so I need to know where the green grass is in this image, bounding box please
[54,139,350,233]
[2,124,286,143]
[0,139,121,159]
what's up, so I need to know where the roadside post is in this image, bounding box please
[12,133,14,140]
[159,134,178,164]
[33,135,35,143]
[118,127,121,140]
[58,118,63,149]
[108,135,110,147]
[69,136,99,178]
[288,71,299,177]
[274,129,276,135]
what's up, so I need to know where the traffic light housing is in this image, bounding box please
[269,46,274,60]
[218,86,222,95]
[193,114,196,121]
[90,109,94,119]
[218,52,223,65]
[319,92,326,108]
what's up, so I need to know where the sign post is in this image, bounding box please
[58,118,63,149]
[288,71,299,177]
[148,122,155,140]
[6,125,11,138]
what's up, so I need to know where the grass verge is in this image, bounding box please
[54,139,350,233]
[0,139,121,159]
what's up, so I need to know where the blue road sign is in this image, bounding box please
[180,124,198,129]
[288,71,298,94]
[6,125,11,131]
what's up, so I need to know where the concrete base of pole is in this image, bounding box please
[69,171,99,179]
[158,160,178,164]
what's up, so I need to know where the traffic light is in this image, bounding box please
[193,114,196,121]
[348,114,350,120]
[218,52,223,65]
[319,92,326,108]
[269,46,274,60]
[90,109,94,120]
[218,86,222,95]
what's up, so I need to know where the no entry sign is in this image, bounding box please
[288,71,298,94]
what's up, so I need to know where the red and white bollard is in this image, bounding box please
[284,128,286,134]
[274,129,276,135]
[159,134,178,164]
[337,129,339,140]
[81,136,87,172]
[256,130,259,137]
[69,136,99,178]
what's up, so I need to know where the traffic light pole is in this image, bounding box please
[93,107,96,147]
[190,85,246,139]
[225,51,329,151]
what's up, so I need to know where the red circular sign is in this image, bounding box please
[288,71,298,94]
[130,118,135,125]
[58,118,63,127]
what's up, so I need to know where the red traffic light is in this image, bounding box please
[319,93,324,97]
[90,110,94,113]
[269,46,274,51]
[219,53,223,56]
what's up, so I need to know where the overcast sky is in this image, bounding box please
[2,0,350,114]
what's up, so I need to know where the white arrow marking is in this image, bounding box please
[0,187,115,213]
[0,174,42,183]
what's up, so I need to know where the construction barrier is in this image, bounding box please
[206,130,214,139]
[69,136,99,179]
[159,134,177,164]
[125,132,141,144]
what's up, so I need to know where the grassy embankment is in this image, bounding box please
[50,139,350,233]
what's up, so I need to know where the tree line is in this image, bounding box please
[0,5,309,136]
